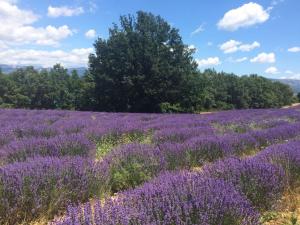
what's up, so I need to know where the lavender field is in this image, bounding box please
[0,107,300,225]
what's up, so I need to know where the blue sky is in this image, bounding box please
[0,0,299,79]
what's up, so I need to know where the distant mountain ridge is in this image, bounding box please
[272,79,300,93]
[1,64,300,93]
[0,64,87,76]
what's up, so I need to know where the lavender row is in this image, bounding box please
[1,137,298,224]
[99,127,299,196]
[1,118,298,167]
[0,107,299,162]
[53,139,300,225]
[203,158,285,210]
[0,107,300,147]
[52,159,282,225]
[0,134,95,165]
[0,156,105,224]
[254,140,300,185]
[54,172,260,225]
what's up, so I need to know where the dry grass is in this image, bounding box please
[282,103,300,109]
[262,186,300,225]
[19,218,49,225]
[200,111,214,114]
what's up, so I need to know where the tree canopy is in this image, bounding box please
[0,65,295,112]
[89,11,197,112]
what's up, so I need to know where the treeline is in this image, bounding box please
[179,70,295,112]
[0,11,296,112]
[0,65,84,109]
[0,65,295,112]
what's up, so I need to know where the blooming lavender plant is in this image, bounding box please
[0,107,299,224]
[0,134,95,164]
[53,171,260,225]
[203,157,285,210]
[0,156,105,224]
[254,140,300,185]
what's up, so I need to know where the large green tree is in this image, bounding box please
[89,11,197,112]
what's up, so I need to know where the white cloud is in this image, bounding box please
[0,41,8,49]
[220,40,241,53]
[191,23,205,36]
[217,2,269,31]
[239,41,260,51]
[280,70,300,80]
[0,24,73,47]
[0,48,93,67]
[280,74,300,80]
[227,56,248,63]
[250,52,276,63]
[0,0,38,24]
[207,42,213,46]
[265,66,279,74]
[196,57,221,68]
[235,57,248,62]
[47,5,84,18]
[85,29,96,39]
[0,0,73,47]
[2,0,19,2]
[285,70,293,74]
[220,40,260,53]
[288,47,300,52]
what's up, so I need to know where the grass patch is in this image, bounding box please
[96,132,152,159]
[213,117,297,135]
[261,185,300,225]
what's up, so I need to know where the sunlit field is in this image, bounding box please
[0,106,299,224]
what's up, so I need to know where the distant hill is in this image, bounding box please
[1,64,299,93]
[0,64,87,76]
[272,79,300,93]
[0,64,23,74]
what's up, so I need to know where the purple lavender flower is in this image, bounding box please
[254,140,300,184]
[53,171,260,225]
[0,134,95,163]
[203,157,285,210]
[0,156,104,224]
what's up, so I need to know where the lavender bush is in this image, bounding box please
[53,172,260,225]
[254,140,300,185]
[203,157,285,210]
[0,156,105,224]
[0,134,95,164]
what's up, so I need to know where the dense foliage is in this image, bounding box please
[0,66,294,112]
[89,11,198,112]
[0,11,296,112]
[0,65,84,109]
